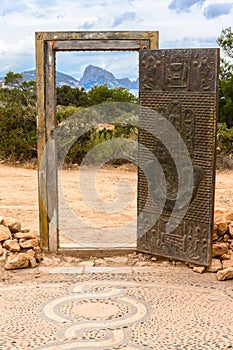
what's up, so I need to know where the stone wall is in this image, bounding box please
[0,216,43,270]
[208,209,233,280]
[0,212,233,281]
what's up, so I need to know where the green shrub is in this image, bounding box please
[0,88,37,161]
[217,123,233,155]
[63,124,138,165]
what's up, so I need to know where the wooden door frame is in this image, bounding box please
[36,31,159,254]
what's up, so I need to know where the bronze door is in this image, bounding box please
[137,48,220,266]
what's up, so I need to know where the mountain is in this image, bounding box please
[80,65,138,90]
[23,70,83,88]
[1,66,138,91]
[0,70,82,88]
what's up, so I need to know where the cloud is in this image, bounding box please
[112,11,137,27]
[168,0,206,13]
[0,35,35,76]
[203,2,233,19]
[81,21,96,30]
[0,1,27,16]
[161,35,218,49]
[0,0,232,78]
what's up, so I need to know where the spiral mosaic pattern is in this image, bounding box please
[0,273,233,349]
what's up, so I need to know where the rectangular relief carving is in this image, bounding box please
[138,48,219,265]
[140,48,218,92]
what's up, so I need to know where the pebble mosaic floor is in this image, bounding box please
[0,269,233,349]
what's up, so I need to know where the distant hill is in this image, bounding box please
[0,70,82,88]
[80,65,138,90]
[1,66,138,91]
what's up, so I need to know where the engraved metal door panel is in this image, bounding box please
[137,48,219,266]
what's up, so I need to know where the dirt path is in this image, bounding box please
[0,164,232,237]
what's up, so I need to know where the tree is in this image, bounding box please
[217,28,233,127]
[0,89,37,160]
[108,86,138,104]
[87,84,138,106]
[56,85,88,107]
[4,71,23,89]
[217,27,233,59]
[218,74,233,127]
[87,84,112,105]
[0,72,37,161]
[219,57,233,80]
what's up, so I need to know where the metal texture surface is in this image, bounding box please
[36,31,159,252]
[138,48,220,265]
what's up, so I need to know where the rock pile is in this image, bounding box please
[0,216,42,270]
[199,209,233,280]
[1,211,233,281]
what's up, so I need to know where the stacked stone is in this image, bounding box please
[0,216,42,270]
[208,210,233,281]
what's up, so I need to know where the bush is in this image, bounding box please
[217,123,233,155]
[62,123,138,166]
[0,88,37,161]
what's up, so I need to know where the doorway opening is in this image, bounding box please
[56,50,139,249]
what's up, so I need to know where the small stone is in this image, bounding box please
[32,246,43,262]
[221,254,230,260]
[0,244,3,256]
[29,256,38,268]
[223,234,229,242]
[212,224,218,241]
[35,252,43,262]
[14,232,37,240]
[19,239,40,249]
[0,225,11,241]
[33,246,42,253]
[30,248,43,262]
[212,243,228,257]
[229,222,233,239]
[188,262,196,268]
[217,267,233,281]
[0,248,7,262]
[151,257,158,261]
[3,239,21,252]
[193,266,206,274]
[215,217,228,236]
[217,218,228,236]
[4,253,30,270]
[0,216,3,224]
[222,258,233,269]
[226,210,233,221]
[25,249,36,258]
[207,258,222,273]
[20,228,30,233]
[2,217,21,233]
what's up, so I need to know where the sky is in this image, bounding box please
[0,0,232,81]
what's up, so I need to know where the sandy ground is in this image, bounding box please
[0,164,233,237]
[0,163,233,284]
